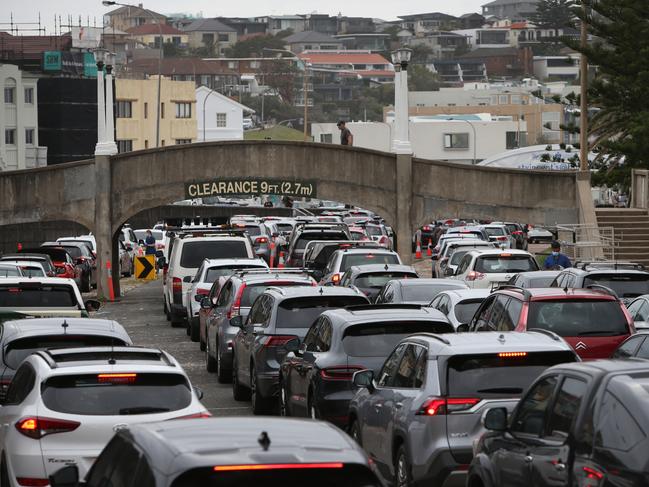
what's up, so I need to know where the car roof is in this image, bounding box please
[466,249,532,257]
[323,305,449,325]
[514,271,561,279]
[0,277,77,286]
[546,358,649,377]
[336,248,395,255]
[1,318,131,343]
[408,330,574,355]
[232,271,314,284]
[347,264,417,275]
[265,286,364,299]
[202,258,266,267]
[391,278,467,288]
[494,286,618,302]
[126,418,366,475]
[438,288,492,300]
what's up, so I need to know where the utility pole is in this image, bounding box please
[303,68,309,141]
[579,1,589,171]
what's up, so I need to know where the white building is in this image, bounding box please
[312,114,527,164]
[0,64,47,171]
[195,86,255,142]
[533,56,580,81]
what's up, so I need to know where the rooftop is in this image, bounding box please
[126,24,184,35]
[284,30,340,44]
[180,18,236,33]
[298,50,392,66]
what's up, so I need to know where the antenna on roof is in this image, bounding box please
[258,431,271,451]
[61,320,69,335]
[108,337,116,365]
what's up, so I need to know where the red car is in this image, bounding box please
[19,247,82,288]
[466,285,634,359]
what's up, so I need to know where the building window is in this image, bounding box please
[218,34,229,42]
[320,134,333,143]
[24,88,34,104]
[5,128,16,145]
[172,36,181,45]
[116,101,132,118]
[499,95,509,104]
[228,61,238,69]
[117,140,132,153]
[144,102,148,119]
[175,139,192,144]
[4,87,15,104]
[175,102,192,118]
[443,133,469,149]
[250,61,260,69]
[161,102,165,119]
[216,113,227,127]
[510,94,522,104]
[25,128,34,145]
[506,131,519,149]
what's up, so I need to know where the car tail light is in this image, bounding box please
[255,237,269,244]
[172,277,182,294]
[332,273,341,284]
[581,466,605,486]
[16,478,49,486]
[171,411,212,420]
[214,463,344,472]
[320,366,364,381]
[227,283,246,319]
[196,288,210,298]
[417,397,480,416]
[496,236,508,242]
[0,379,11,395]
[512,231,522,235]
[422,226,431,231]
[261,335,296,348]
[16,416,81,439]
[97,373,137,384]
[379,236,389,246]
[498,352,527,358]
[466,271,485,281]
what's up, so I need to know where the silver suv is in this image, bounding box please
[348,331,578,487]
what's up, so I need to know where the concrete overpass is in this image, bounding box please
[0,140,584,299]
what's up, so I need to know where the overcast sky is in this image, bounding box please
[8,0,485,33]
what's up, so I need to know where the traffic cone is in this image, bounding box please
[16,242,22,251]
[278,251,285,269]
[426,239,432,257]
[106,261,115,302]
[415,239,422,259]
[269,240,276,268]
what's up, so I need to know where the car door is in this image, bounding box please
[304,319,332,408]
[490,374,560,487]
[611,335,646,358]
[210,281,232,344]
[289,319,321,415]
[0,363,37,446]
[235,295,266,386]
[529,375,588,487]
[470,295,498,331]
[494,296,523,332]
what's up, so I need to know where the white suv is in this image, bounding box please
[0,346,208,484]
[453,249,539,289]
[164,234,254,325]
[321,246,401,285]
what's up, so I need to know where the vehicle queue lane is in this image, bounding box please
[95,278,252,416]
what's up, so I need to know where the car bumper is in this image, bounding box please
[316,389,355,427]
[256,371,280,397]
[412,450,466,487]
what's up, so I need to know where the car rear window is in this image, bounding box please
[276,296,368,329]
[446,351,577,398]
[30,248,69,262]
[402,283,464,303]
[275,224,294,233]
[205,265,264,283]
[295,232,348,250]
[454,299,487,323]
[4,335,129,369]
[584,274,649,298]
[527,300,629,337]
[41,373,191,415]
[19,267,45,278]
[343,321,453,357]
[449,231,483,240]
[526,276,557,288]
[57,246,82,259]
[0,267,21,277]
[484,227,505,237]
[475,255,538,273]
[241,281,312,308]
[171,465,381,487]
[244,225,261,236]
[355,272,418,290]
[341,253,399,272]
[0,286,77,307]
[365,226,383,236]
[180,241,249,268]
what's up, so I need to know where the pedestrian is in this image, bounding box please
[144,230,156,255]
[337,120,353,146]
[544,240,572,270]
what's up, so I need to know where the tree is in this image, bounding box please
[530,0,576,36]
[568,0,649,174]
[409,44,434,64]
[225,34,290,58]
[262,59,300,103]
[407,65,440,91]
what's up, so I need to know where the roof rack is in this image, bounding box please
[345,304,424,312]
[585,284,619,298]
[492,284,531,298]
[407,332,451,345]
[574,261,646,271]
[294,222,349,231]
[527,328,562,341]
[36,346,173,368]
[231,268,308,277]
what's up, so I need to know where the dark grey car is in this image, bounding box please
[374,278,468,305]
[341,264,419,301]
[231,286,369,414]
[50,417,384,487]
[279,305,454,428]
[348,331,579,487]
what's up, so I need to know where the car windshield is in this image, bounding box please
[343,321,453,357]
[244,226,261,236]
[454,299,486,323]
[205,265,264,283]
[527,300,629,336]
[0,267,21,277]
[475,255,538,274]
[241,282,312,308]
[341,253,399,272]
[447,351,577,398]
[275,224,294,233]
[584,274,649,298]
[276,296,368,329]
[295,233,348,250]
[0,285,77,307]
[484,227,505,237]
[365,226,383,236]
[56,246,82,259]
[355,272,417,290]
[42,373,192,415]
[19,266,45,277]
[171,465,381,487]
[402,283,464,303]
[4,335,128,369]
[180,241,249,268]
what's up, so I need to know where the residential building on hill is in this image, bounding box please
[284,31,343,54]
[103,4,167,32]
[180,18,237,56]
[126,24,188,49]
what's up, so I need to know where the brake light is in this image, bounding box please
[466,271,485,281]
[581,466,605,486]
[496,237,508,242]
[196,288,210,297]
[417,398,480,416]
[228,283,246,319]
[98,373,137,384]
[498,352,527,358]
[172,277,182,294]
[171,411,212,420]
[379,236,389,246]
[422,226,431,231]
[500,253,512,257]
[255,237,269,244]
[16,479,49,486]
[261,335,296,347]
[214,463,344,472]
[512,231,522,235]
[320,366,364,381]
[332,273,341,284]
[16,417,80,439]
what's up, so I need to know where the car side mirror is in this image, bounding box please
[456,323,470,333]
[199,296,211,308]
[444,267,454,277]
[49,465,79,487]
[84,299,101,312]
[230,315,243,328]
[353,369,375,391]
[285,337,300,353]
[183,276,193,283]
[193,386,204,400]
[484,407,508,432]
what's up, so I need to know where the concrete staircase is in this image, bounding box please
[596,208,649,267]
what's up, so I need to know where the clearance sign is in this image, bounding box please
[185,178,317,198]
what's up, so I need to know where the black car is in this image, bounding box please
[469,360,649,487]
[286,223,352,267]
[340,264,419,301]
[279,305,453,427]
[231,286,369,414]
[49,418,384,487]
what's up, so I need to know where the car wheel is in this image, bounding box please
[395,446,412,487]
[251,368,273,415]
[205,333,217,373]
[279,376,290,417]
[216,344,231,384]
[189,317,200,342]
[199,329,206,352]
[232,355,250,401]
[81,272,91,293]
[348,419,361,446]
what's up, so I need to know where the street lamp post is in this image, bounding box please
[104,52,118,155]
[390,48,413,154]
[93,47,113,156]
[102,1,162,147]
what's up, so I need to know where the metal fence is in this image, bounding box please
[555,224,617,262]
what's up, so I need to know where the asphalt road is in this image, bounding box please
[95,278,253,417]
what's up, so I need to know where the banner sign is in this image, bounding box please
[185,178,317,198]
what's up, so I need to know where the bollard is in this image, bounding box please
[106,261,115,302]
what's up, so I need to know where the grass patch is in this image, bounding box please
[244,126,305,141]
[536,246,552,268]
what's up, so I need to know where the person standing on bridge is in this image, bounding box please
[337,121,353,146]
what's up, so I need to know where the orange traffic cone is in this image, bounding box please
[269,240,276,268]
[426,239,432,257]
[278,251,285,269]
[415,240,422,259]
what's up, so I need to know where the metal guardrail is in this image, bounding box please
[555,224,616,261]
